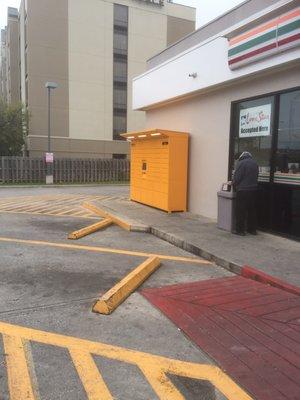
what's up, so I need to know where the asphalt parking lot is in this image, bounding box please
[0,186,250,400]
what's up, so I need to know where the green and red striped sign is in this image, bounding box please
[228,7,300,69]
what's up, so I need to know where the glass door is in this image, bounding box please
[230,88,300,239]
[272,89,300,237]
[231,96,275,229]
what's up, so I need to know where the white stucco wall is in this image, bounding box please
[133,1,300,111]
[145,65,300,219]
[133,35,300,111]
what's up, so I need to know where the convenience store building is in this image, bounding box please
[132,0,300,239]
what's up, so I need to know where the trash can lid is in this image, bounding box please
[217,191,236,199]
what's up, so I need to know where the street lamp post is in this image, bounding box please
[45,82,58,184]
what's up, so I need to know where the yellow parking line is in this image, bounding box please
[20,206,58,214]
[0,321,253,400]
[70,349,113,400]
[0,200,28,208]
[4,200,54,210]
[0,199,100,216]
[0,237,211,264]
[139,363,185,400]
[44,206,76,215]
[71,210,96,217]
[0,197,48,205]
[3,334,36,400]
[0,196,119,217]
[0,211,98,219]
[55,208,82,216]
[0,201,47,212]
[10,203,81,215]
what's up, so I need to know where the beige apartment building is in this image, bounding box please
[0,8,20,104]
[17,0,195,158]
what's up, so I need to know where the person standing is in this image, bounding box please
[232,151,259,236]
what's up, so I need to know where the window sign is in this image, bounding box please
[239,104,272,138]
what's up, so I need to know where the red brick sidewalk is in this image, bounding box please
[142,276,300,400]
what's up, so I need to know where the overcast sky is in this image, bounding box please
[0,0,245,30]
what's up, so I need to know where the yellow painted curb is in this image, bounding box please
[93,256,161,315]
[68,218,113,240]
[83,202,131,231]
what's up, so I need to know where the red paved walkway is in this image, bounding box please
[142,276,300,400]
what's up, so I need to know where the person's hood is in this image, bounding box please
[239,151,253,161]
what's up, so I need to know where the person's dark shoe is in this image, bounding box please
[233,231,245,236]
[247,230,257,235]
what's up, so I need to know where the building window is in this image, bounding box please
[113,55,127,83]
[113,108,127,139]
[113,4,128,141]
[114,31,128,54]
[231,96,274,182]
[230,88,300,238]
[275,90,300,175]
[114,4,128,28]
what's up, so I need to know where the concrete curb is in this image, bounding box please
[150,227,300,295]
[82,202,300,296]
[84,202,242,271]
[150,227,242,274]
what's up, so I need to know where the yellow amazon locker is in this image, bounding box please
[121,129,189,212]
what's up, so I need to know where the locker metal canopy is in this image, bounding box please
[121,129,189,212]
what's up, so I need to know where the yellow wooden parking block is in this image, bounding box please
[68,218,113,240]
[93,256,161,315]
[83,202,131,231]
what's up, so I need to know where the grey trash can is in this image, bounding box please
[217,184,236,232]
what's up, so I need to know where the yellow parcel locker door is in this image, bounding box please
[122,130,188,212]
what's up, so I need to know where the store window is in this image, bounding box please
[232,96,274,183]
[275,90,300,180]
[230,88,300,239]
[272,90,300,237]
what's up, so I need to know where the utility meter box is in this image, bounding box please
[121,129,189,212]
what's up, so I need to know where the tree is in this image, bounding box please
[0,100,29,156]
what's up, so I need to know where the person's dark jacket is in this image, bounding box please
[233,153,259,191]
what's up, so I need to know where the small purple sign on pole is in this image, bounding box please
[45,152,54,163]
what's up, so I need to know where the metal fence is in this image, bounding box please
[0,157,130,184]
